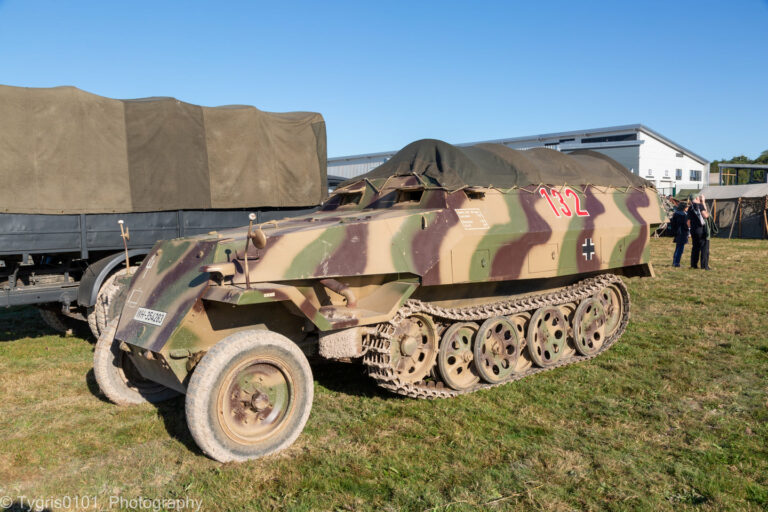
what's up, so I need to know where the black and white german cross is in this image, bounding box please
[581,238,596,261]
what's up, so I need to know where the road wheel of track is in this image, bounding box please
[87,268,132,339]
[527,306,567,367]
[509,313,533,373]
[389,313,439,384]
[93,319,179,405]
[474,316,522,384]
[573,297,607,356]
[38,307,73,336]
[438,322,480,390]
[597,284,624,339]
[185,330,314,463]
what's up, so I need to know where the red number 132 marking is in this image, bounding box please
[538,187,589,217]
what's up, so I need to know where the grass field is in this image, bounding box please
[1,237,766,511]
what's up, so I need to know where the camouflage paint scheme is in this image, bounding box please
[114,173,665,392]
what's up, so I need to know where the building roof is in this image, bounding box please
[717,163,768,170]
[329,124,709,166]
[701,183,768,199]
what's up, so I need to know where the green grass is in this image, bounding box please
[1,237,767,511]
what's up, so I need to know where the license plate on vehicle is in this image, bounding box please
[134,307,167,327]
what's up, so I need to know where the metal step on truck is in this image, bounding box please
[0,84,333,337]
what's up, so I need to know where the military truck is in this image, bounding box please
[95,139,665,462]
[0,85,328,337]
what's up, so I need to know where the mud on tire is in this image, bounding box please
[185,330,314,463]
[93,319,179,405]
[87,268,131,339]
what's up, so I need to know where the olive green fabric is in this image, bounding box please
[0,85,133,213]
[0,85,326,214]
[356,139,651,189]
[124,97,213,211]
[203,108,326,209]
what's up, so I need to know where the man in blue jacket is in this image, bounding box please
[670,202,690,267]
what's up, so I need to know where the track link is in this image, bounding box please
[362,273,630,399]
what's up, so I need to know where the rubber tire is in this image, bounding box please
[38,307,73,335]
[93,319,180,405]
[87,268,131,339]
[185,330,314,463]
[86,306,99,338]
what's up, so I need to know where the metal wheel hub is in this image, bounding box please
[400,336,419,357]
[437,322,480,391]
[390,314,438,384]
[527,306,567,367]
[249,391,271,412]
[474,316,522,383]
[218,360,292,443]
[573,297,607,356]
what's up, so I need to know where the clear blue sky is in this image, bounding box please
[1,0,766,161]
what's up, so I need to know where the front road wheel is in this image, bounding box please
[93,319,180,405]
[185,330,314,463]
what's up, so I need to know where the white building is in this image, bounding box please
[328,124,709,194]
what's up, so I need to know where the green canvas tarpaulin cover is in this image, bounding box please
[0,85,327,214]
[700,184,768,239]
[674,188,701,201]
[355,139,652,190]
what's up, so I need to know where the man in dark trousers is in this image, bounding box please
[687,194,710,270]
[670,202,690,267]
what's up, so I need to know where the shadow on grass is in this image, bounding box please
[310,359,394,399]
[0,305,94,343]
[85,368,112,404]
[84,367,202,455]
[0,306,52,341]
[153,396,202,456]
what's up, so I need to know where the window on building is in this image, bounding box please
[675,169,682,180]
[690,170,701,181]
[664,170,669,177]
[646,169,654,178]
[558,138,575,143]
[581,133,637,144]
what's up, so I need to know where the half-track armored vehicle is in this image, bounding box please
[95,139,665,462]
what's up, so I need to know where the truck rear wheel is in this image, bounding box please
[38,307,74,336]
[94,319,179,405]
[185,330,314,463]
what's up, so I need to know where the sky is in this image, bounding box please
[0,0,766,161]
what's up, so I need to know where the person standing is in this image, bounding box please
[688,194,710,270]
[670,202,690,267]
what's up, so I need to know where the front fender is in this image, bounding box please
[203,277,419,331]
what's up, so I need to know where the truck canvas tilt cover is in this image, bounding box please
[0,84,327,336]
